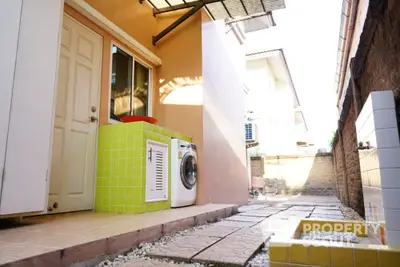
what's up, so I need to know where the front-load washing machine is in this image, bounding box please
[171,139,197,208]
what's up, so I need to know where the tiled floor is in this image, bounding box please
[0,204,236,266]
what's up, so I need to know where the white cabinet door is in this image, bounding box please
[0,0,64,215]
[146,140,168,202]
[0,0,23,202]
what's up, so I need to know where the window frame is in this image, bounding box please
[108,41,153,124]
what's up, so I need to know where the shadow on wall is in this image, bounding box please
[203,107,248,205]
[156,75,248,205]
[252,153,337,196]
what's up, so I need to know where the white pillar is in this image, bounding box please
[0,0,64,215]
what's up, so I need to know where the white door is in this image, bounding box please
[48,15,102,213]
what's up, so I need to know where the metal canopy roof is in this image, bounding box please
[140,0,285,45]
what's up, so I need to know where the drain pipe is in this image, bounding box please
[336,0,360,109]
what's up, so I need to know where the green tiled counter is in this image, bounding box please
[95,122,191,213]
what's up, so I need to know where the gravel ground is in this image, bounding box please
[245,245,269,267]
[300,230,360,243]
[340,206,364,221]
[96,225,210,267]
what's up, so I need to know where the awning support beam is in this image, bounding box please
[153,2,204,45]
[153,0,222,15]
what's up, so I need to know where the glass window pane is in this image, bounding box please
[133,61,150,116]
[110,45,133,121]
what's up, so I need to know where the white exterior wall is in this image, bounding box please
[356,90,400,246]
[201,20,249,204]
[0,0,64,215]
[246,59,297,156]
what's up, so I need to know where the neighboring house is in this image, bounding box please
[0,0,286,216]
[245,49,308,156]
[332,0,400,246]
[242,19,308,156]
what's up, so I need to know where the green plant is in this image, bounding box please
[329,131,336,148]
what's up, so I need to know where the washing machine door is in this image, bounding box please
[180,151,197,190]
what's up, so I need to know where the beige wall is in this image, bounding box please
[260,154,336,195]
[66,1,247,205]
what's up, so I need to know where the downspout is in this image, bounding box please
[336,0,360,108]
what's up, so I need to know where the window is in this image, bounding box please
[110,44,151,122]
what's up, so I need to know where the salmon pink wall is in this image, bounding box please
[67,2,247,205]
[154,10,207,204]
[84,0,157,54]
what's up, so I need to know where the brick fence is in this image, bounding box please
[251,154,336,196]
[332,0,400,217]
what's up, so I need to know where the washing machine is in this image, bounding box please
[171,139,197,208]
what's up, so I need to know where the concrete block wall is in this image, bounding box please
[356,90,400,246]
[251,154,336,196]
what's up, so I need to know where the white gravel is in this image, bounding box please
[246,245,270,267]
[96,225,210,267]
[300,230,360,243]
[340,206,364,221]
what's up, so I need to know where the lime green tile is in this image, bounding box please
[126,205,135,213]
[125,187,134,196]
[110,205,118,212]
[135,137,144,148]
[125,194,134,205]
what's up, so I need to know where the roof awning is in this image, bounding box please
[140,0,286,44]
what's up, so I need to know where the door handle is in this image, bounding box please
[89,115,98,123]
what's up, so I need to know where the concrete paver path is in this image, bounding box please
[119,196,346,267]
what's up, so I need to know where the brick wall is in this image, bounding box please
[251,154,336,195]
[250,156,264,178]
[333,138,347,204]
[333,0,400,217]
[343,104,364,216]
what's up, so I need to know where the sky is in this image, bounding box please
[271,0,343,148]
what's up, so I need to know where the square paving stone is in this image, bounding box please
[316,206,340,210]
[238,205,266,213]
[288,206,315,211]
[147,235,220,261]
[239,211,275,217]
[312,209,343,216]
[225,215,265,223]
[277,211,311,218]
[193,227,273,266]
[187,225,240,238]
[258,207,288,213]
[309,214,345,220]
[213,220,256,228]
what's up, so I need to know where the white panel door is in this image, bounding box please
[48,15,102,213]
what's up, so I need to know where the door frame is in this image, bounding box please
[46,12,103,213]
